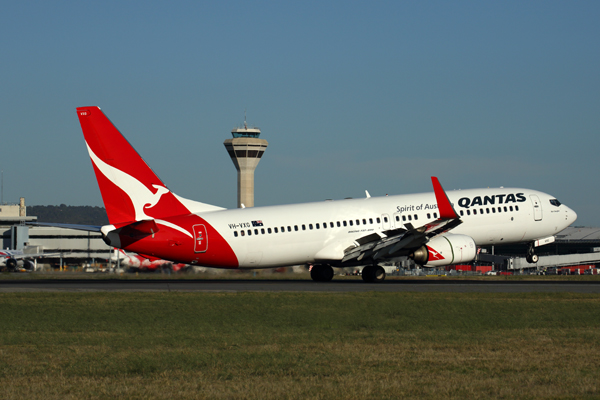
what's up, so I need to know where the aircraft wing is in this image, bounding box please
[340,177,462,264]
[26,222,102,232]
[8,252,61,260]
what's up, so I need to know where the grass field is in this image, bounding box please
[1,291,600,399]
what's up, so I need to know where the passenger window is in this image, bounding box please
[369,218,373,224]
[427,213,431,219]
[288,226,292,232]
[349,220,353,226]
[497,207,501,213]
[274,227,278,233]
[384,217,388,223]
[467,210,471,216]
[234,231,238,237]
[402,215,406,222]
[408,215,412,221]
[337,221,341,227]
[309,224,313,230]
[356,219,360,225]
[473,210,477,215]
[460,210,464,216]
[492,208,496,213]
[255,229,260,235]
[434,213,438,218]
[509,206,513,212]
[516,206,519,211]
[241,230,245,236]
[363,219,367,225]
[248,230,252,236]
[504,206,508,212]
[267,228,272,234]
[486,208,490,214]
[294,225,298,231]
[414,214,418,220]
[302,225,306,230]
[376,218,380,223]
[316,223,320,229]
[329,222,333,228]
[343,221,347,227]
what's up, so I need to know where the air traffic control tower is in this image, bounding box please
[223,119,268,208]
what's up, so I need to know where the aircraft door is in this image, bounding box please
[193,224,208,253]
[530,195,542,221]
[381,214,391,230]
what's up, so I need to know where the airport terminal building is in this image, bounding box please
[1,200,110,269]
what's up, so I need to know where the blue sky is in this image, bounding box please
[2,1,599,225]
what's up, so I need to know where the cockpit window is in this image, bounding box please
[549,199,561,207]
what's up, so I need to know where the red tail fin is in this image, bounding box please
[77,107,197,225]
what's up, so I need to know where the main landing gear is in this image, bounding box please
[310,265,334,282]
[526,243,539,264]
[309,264,387,283]
[361,265,386,283]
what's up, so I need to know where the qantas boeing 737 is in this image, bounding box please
[46,106,577,282]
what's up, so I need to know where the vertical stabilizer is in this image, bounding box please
[76,107,220,225]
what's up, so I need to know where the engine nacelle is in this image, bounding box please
[410,234,477,267]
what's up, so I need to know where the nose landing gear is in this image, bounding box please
[526,244,539,264]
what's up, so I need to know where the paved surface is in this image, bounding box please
[1,279,600,293]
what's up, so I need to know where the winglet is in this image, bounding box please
[431,177,459,219]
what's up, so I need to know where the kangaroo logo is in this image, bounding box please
[86,142,170,221]
[427,246,445,261]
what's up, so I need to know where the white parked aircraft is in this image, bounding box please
[48,107,577,282]
[0,250,49,271]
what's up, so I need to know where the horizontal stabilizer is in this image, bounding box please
[117,219,160,236]
[27,222,102,232]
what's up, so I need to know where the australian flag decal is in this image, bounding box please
[251,220,264,227]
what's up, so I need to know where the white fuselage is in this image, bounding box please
[197,187,576,269]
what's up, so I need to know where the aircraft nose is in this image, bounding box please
[567,206,577,225]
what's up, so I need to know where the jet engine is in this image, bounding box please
[410,234,477,267]
[5,258,34,271]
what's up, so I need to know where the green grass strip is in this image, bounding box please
[1,292,599,399]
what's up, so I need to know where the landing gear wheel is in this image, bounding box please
[362,265,386,283]
[372,266,386,282]
[310,265,334,282]
[526,244,538,264]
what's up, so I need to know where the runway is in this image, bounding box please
[1,278,600,293]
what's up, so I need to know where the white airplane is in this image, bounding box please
[0,250,50,271]
[53,106,576,282]
[111,249,188,272]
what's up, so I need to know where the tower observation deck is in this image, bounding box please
[223,120,268,208]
